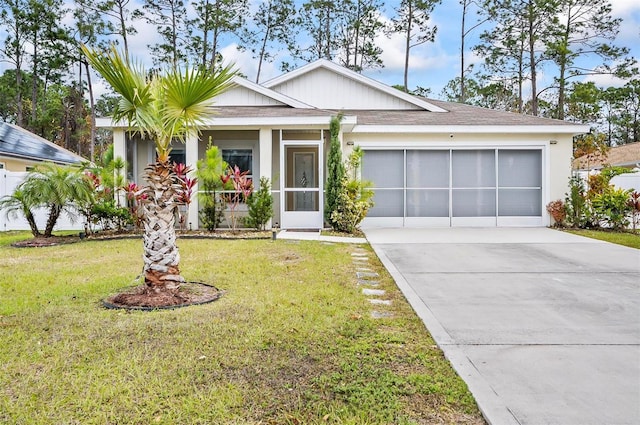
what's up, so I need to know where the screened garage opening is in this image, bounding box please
[361,149,543,227]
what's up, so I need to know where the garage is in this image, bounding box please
[361,148,543,227]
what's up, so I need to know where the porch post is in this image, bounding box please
[259,128,273,228]
[112,129,127,206]
[186,131,199,230]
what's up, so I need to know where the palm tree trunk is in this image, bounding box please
[141,161,185,292]
[25,210,41,238]
[44,205,62,237]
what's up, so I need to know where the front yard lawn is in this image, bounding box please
[0,232,484,424]
[564,229,640,249]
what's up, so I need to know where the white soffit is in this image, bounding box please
[350,124,591,134]
[263,59,448,113]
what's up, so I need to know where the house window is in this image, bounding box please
[0,163,4,169]
[222,149,253,177]
[169,148,186,166]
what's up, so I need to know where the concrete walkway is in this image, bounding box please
[276,229,366,244]
[364,227,640,425]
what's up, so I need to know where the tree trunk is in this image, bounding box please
[44,204,62,237]
[527,2,538,116]
[141,161,185,292]
[85,61,96,162]
[25,209,41,237]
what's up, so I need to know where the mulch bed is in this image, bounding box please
[11,229,272,247]
[103,282,224,311]
[12,235,82,248]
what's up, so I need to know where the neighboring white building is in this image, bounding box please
[98,59,589,230]
[0,122,85,231]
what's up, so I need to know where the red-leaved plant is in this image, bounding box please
[546,199,566,227]
[174,163,197,231]
[123,182,147,228]
[221,165,253,231]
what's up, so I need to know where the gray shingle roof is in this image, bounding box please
[208,102,584,127]
[0,122,82,164]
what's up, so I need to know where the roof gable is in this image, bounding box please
[213,76,313,108]
[0,122,82,164]
[263,59,447,112]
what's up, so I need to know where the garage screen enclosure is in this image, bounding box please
[362,149,543,227]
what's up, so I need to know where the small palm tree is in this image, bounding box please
[20,163,95,237]
[0,188,41,237]
[82,45,236,298]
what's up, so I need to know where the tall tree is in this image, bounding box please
[72,0,139,62]
[83,45,236,300]
[441,76,518,111]
[0,0,30,126]
[140,0,192,68]
[547,0,630,119]
[387,0,441,92]
[609,79,640,145]
[459,0,487,103]
[477,0,560,116]
[338,0,385,72]
[25,0,73,131]
[240,0,297,83]
[297,0,340,62]
[191,0,248,72]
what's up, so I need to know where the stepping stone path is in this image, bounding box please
[350,247,393,319]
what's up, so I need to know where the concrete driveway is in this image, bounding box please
[365,227,640,425]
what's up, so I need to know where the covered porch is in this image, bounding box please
[110,123,346,230]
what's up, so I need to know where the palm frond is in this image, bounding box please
[162,64,237,140]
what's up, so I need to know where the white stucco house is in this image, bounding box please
[97,59,589,230]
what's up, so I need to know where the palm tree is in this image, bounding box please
[20,163,95,237]
[0,188,41,237]
[82,45,236,297]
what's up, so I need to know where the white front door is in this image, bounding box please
[280,141,324,229]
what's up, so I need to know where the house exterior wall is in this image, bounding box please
[347,131,574,226]
[214,86,285,106]
[270,68,421,110]
[0,156,40,171]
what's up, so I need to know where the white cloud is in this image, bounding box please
[583,73,628,88]
[610,0,640,15]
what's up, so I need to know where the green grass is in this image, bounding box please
[564,229,640,249]
[0,232,484,425]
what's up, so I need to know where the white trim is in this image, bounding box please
[263,59,448,113]
[97,115,358,129]
[229,76,315,108]
[279,136,324,229]
[352,124,590,134]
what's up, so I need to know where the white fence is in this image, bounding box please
[610,172,640,192]
[0,170,84,232]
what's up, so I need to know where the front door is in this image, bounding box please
[280,142,323,229]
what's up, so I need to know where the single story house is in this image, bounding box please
[97,59,589,229]
[0,121,84,171]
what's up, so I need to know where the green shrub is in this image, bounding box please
[565,176,591,228]
[330,177,374,234]
[196,144,227,231]
[592,187,632,230]
[91,199,132,230]
[245,177,273,230]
